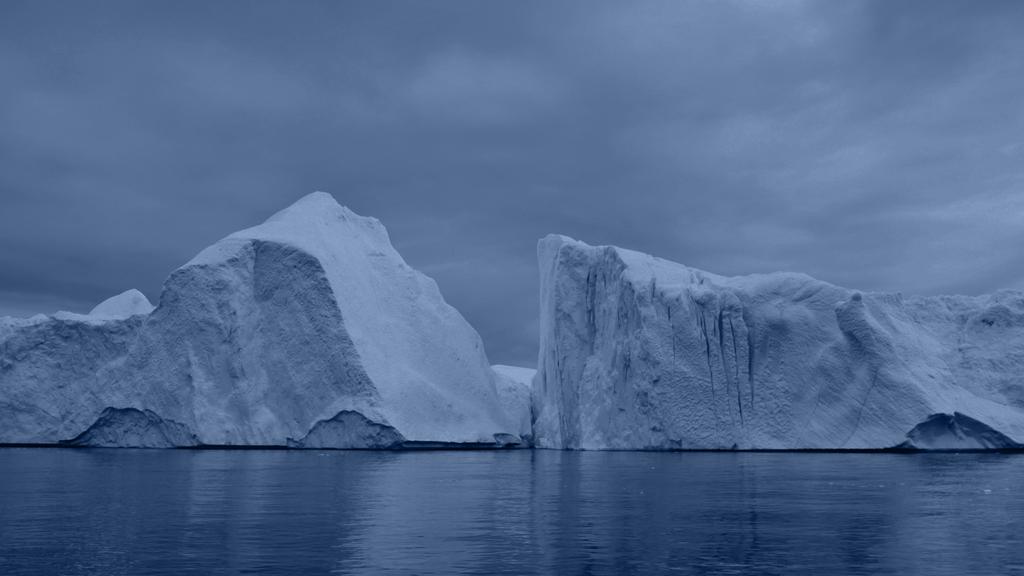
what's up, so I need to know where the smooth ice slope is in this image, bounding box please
[533,235,1024,450]
[0,193,519,447]
[89,289,155,319]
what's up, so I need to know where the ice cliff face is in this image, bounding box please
[533,235,1024,450]
[896,412,1022,451]
[0,193,519,448]
[492,365,535,443]
[0,310,149,443]
[62,408,200,448]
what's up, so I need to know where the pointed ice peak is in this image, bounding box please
[541,233,579,244]
[254,191,389,245]
[183,192,392,270]
[270,191,344,219]
[89,289,154,319]
[264,191,377,230]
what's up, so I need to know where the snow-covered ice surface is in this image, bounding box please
[0,193,520,448]
[88,289,155,319]
[533,235,1024,450]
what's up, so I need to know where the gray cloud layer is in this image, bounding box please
[2,1,1023,366]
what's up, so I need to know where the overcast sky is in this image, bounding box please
[2,1,1023,366]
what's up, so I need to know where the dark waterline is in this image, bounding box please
[1,449,1022,575]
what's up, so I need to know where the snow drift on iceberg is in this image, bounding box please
[0,193,521,448]
[532,235,1024,450]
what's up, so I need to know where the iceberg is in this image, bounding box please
[492,364,535,444]
[0,193,521,448]
[532,235,1024,450]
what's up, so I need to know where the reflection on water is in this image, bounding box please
[1,449,1023,575]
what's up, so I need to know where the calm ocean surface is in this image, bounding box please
[1,448,1022,575]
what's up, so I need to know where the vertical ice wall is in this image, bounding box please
[533,235,1024,450]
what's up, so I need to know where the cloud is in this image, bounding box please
[1,0,1023,365]
[405,49,563,124]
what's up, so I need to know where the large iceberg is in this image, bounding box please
[532,235,1024,450]
[0,193,521,448]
